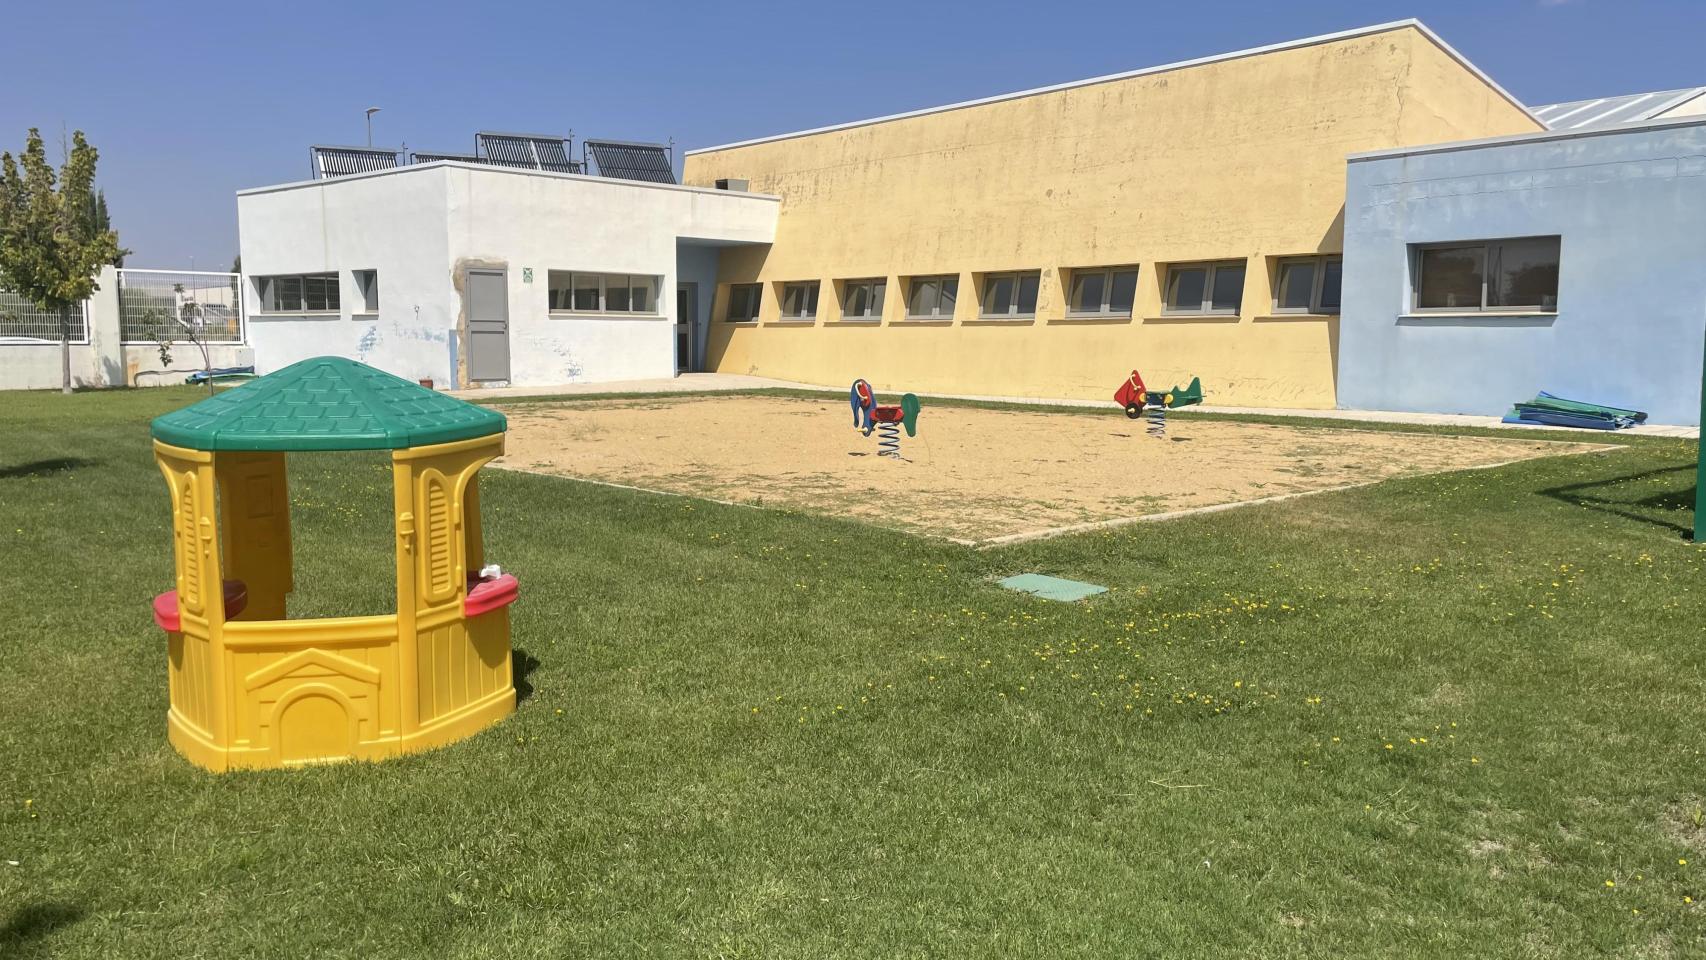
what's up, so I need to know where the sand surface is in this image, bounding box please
[494,396,1606,543]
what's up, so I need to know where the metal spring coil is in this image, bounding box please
[1146,404,1167,439]
[878,420,902,458]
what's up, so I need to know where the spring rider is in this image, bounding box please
[1114,369,1204,438]
[850,379,922,459]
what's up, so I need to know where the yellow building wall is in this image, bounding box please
[683,25,1541,407]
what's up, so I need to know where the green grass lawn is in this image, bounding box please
[3,386,1705,959]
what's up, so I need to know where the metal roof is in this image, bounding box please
[585,139,676,184]
[1533,87,1706,130]
[686,19,1541,155]
[311,145,402,179]
[475,132,582,173]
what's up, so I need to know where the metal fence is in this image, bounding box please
[0,288,88,342]
[119,269,244,343]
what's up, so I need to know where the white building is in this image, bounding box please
[236,161,777,388]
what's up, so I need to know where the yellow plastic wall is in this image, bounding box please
[153,435,514,772]
[683,24,1542,408]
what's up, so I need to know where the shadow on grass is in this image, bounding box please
[0,457,95,479]
[513,648,541,704]
[0,902,84,956]
[1539,465,1696,538]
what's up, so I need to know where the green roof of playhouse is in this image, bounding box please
[151,357,505,452]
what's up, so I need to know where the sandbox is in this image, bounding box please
[493,395,1608,545]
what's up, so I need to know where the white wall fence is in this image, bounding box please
[0,266,253,390]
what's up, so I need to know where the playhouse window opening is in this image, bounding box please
[279,450,399,620]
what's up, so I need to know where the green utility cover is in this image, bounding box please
[150,356,506,452]
[997,574,1108,602]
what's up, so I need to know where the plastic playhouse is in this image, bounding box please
[148,357,519,771]
[849,378,922,458]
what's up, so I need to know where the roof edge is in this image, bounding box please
[1347,112,1706,162]
[236,161,780,201]
[685,19,1539,156]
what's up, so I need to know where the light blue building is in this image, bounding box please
[1338,115,1706,426]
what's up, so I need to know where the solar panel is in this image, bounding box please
[584,139,676,184]
[311,145,401,179]
[475,132,583,173]
[410,150,480,164]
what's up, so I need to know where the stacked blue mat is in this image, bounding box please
[1502,392,1648,431]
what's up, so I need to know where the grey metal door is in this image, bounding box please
[465,269,510,382]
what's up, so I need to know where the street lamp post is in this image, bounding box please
[365,107,381,147]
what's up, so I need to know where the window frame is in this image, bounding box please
[1410,237,1561,314]
[1271,256,1342,315]
[257,272,340,315]
[1065,265,1140,318]
[840,278,887,321]
[1163,260,1246,316]
[725,282,763,323]
[779,281,820,321]
[905,273,959,321]
[546,271,663,316]
[353,269,379,314]
[978,270,1042,320]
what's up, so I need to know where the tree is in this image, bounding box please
[90,189,124,267]
[150,282,217,395]
[0,128,122,394]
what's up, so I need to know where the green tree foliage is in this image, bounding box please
[0,128,122,393]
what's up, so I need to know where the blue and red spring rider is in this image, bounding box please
[1114,369,1204,438]
[850,379,922,458]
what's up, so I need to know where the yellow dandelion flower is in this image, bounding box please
[1606,880,1616,888]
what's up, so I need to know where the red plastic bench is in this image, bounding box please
[152,579,248,632]
[464,573,519,618]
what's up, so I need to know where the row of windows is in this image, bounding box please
[546,271,660,314]
[725,257,1343,323]
[258,271,378,313]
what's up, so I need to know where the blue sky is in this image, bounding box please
[1,0,1698,269]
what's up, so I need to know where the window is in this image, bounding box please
[1165,261,1245,315]
[353,270,378,313]
[1066,266,1139,317]
[726,283,762,322]
[259,273,339,313]
[547,271,661,314]
[1413,237,1559,312]
[906,274,958,319]
[1273,256,1341,314]
[980,271,1041,319]
[780,281,820,320]
[841,278,886,320]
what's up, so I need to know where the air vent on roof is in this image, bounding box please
[310,145,401,179]
[715,178,749,192]
[584,139,676,184]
